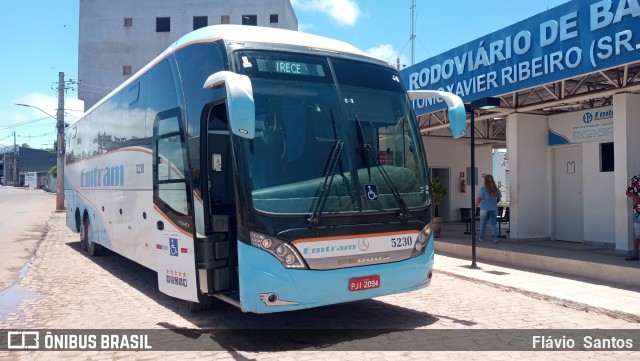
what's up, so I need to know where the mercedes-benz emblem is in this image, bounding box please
[358,238,369,251]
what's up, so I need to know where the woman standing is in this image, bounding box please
[476,174,502,243]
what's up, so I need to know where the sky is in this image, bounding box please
[0,0,570,150]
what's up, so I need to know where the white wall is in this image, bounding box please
[423,136,493,221]
[548,110,616,244]
[614,93,640,252]
[506,113,551,240]
[581,142,615,243]
[79,0,298,110]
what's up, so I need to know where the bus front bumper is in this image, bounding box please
[237,238,434,313]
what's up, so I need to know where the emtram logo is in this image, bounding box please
[7,331,40,349]
[582,109,613,124]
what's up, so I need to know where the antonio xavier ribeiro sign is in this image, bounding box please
[400,0,640,115]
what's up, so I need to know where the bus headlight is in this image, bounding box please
[410,223,432,258]
[250,231,308,269]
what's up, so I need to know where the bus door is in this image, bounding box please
[197,102,238,295]
[153,108,199,302]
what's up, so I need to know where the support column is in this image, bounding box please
[506,113,551,241]
[613,93,640,252]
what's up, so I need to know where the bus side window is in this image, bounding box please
[154,109,190,216]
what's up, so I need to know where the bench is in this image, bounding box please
[460,207,479,234]
[461,206,510,237]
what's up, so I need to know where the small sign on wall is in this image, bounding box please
[548,106,613,145]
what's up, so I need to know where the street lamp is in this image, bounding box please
[467,97,500,269]
[15,102,65,211]
[15,103,57,119]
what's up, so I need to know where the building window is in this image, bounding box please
[124,18,133,27]
[156,17,170,32]
[123,66,132,75]
[600,142,614,172]
[270,14,279,23]
[221,15,230,24]
[193,16,207,30]
[242,15,257,26]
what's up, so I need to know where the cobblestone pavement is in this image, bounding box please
[1,213,639,360]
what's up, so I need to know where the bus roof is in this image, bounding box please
[78,25,376,119]
[174,24,369,57]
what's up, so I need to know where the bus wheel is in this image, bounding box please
[80,216,89,251]
[85,217,103,257]
[188,292,212,312]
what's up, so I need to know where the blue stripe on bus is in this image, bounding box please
[238,236,434,313]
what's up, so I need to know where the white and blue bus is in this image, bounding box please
[65,25,465,313]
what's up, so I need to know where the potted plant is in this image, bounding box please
[431,176,448,237]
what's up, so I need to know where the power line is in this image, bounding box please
[76,87,109,95]
[77,80,114,91]
[64,112,79,120]
[0,117,51,130]
[1,130,56,138]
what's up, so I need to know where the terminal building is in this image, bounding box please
[400,0,640,253]
[78,0,298,110]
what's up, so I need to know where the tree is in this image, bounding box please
[21,143,31,148]
[49,166,57,178]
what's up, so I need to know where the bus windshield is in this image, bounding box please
[236,51,428,216]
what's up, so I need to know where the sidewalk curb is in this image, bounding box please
[434,268,640,324]
[435,239,640,289]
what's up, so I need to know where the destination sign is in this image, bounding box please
[256,59,326,77]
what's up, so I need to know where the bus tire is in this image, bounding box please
[79,216,89,251]
[85,217,103,257]
[188,292,212,312]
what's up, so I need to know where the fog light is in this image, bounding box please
[262,238,273,249]
[285,254,296,265]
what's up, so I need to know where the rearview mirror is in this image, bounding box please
[203,71,255,139]
[407,90,466,139]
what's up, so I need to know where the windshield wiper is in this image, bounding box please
[354,114,372,181]
[330,110,353,200]
[354,114,411,220]
[307,140,344,226]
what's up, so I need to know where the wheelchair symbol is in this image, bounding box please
[169,238,179,257]
[365,184,379,200]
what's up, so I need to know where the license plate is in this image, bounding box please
[349,275,380,291]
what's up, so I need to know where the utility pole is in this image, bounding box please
[56,72,65,211]
[13,131,17,186]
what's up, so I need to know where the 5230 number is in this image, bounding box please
[391,236,413,248]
